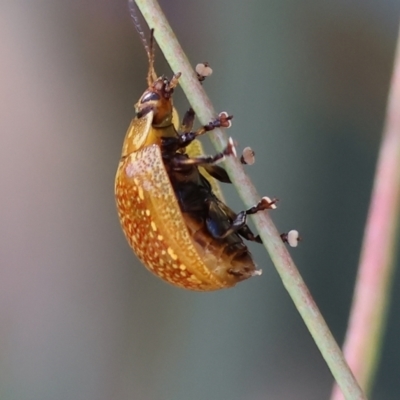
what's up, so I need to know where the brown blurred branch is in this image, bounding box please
[330,25,400,400]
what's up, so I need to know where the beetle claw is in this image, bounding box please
[258,196,278,211]
[196,62,213,83]
[240,147,255,165]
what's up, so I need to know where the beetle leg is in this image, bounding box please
[196,62,213,83]
[240,147,255,165]
[202,164,231,183]
[238,227,262,243]
[181,107,229,135]
[163,113,233,152]
[215,201,261,243]
[192,112,233,138]
[176,112,233,147]
[171,137,236,168]
[181,108,195,133]
[172,152,225,167]
[217,197,278,240]
[280,230,301,247]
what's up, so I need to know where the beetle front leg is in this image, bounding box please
[176,112,233,148]
[192,112,232,138]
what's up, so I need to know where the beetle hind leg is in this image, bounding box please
[215,197,278,241]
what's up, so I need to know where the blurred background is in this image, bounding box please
[1,1,399,399]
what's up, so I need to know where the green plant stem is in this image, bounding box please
[330,26,400,400]
[134,1,366,398]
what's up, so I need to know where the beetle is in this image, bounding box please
[115,21,277,290]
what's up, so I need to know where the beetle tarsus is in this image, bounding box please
[196,62,213,83]
[246,197,278,215]
[205,113,233,131]
[189,113,233,139]
[240,147,255,165]
[281,230,301,247]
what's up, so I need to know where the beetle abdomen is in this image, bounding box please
[183,211,257,281]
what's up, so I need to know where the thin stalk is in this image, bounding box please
[134,1,367,399]
[330,26,400,400]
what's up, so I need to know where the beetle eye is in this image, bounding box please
[141,92,160,103]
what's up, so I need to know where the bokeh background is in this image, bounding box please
[1,1,399,399]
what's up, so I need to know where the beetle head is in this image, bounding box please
[135,73,181,127]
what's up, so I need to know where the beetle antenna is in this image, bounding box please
[128,1,149,56]
[148,29,157,85]
[128,0,157,85]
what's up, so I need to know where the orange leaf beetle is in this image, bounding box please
[115,11,278,290]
